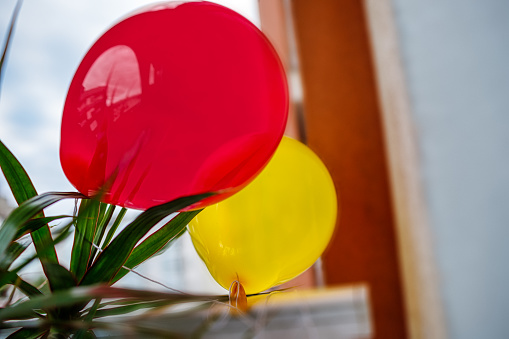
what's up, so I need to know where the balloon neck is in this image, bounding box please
[229,280,248,314]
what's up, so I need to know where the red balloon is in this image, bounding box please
[60,2,288,210]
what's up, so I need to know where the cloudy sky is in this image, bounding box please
[0,0,259,293]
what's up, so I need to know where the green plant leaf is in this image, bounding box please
[91,299,208,319]
[91,300,169,318]
[0,217,77,297]
[0,285,226,322]
[70,199,101,281]
[0,195,82,297]
[5,326,47,339]
[73,329,97,339]
[0,192,86,264]
[0,241,27,271]
[0,140,35,204]
[0,0,22,92]
[101,207,126,250]
[43,262,77,292]
[14,277,43,298]
[89,204,115,264]
[112,210,200,283]
[80,193,213,286]
[0,272,43,298]
[0,220,76,303]
[0,140,60,270]
[3,218,75,291]
[1,319,185,338]
[74,298,101,339]
[14,215,70,241]
[40,263,80,323]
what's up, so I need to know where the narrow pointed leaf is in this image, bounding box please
[0,140,60,267]
[80,193,213,286]
[0,192,83,294]
[15,277,43,298]
[0,0,22,91]
[2,215,71,270]
[39,263,80,323]
[74,299,101,339]
[0,241,26,270]
[14,215,70,240]
[89,204,115,263]
[1,219,75,297]
[0,192,85,262]
[4,217,72,272]
[91,300,196,318]
[101,207,126,250]
[112,210,200,283]
[70,199,101,280]
[0,271,43,298]
[0,285,226,322]
[0,137,35,205]
[43,261,77,291]
[8,218,75,279]
[5,326,46,339]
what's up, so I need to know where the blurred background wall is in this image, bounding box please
[387,0,509,338]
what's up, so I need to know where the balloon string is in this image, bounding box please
[89,242,189,295]
[88,242,233,307]
[86,242,295,334]
[240,288,315,339]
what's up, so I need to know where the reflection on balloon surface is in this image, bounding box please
[188,137,338,294]
[60,1,288,210]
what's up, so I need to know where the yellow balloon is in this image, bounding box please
[188,136,338,294]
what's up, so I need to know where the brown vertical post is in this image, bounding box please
[289,0,408,337]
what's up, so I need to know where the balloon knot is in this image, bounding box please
[229,280,248,314]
